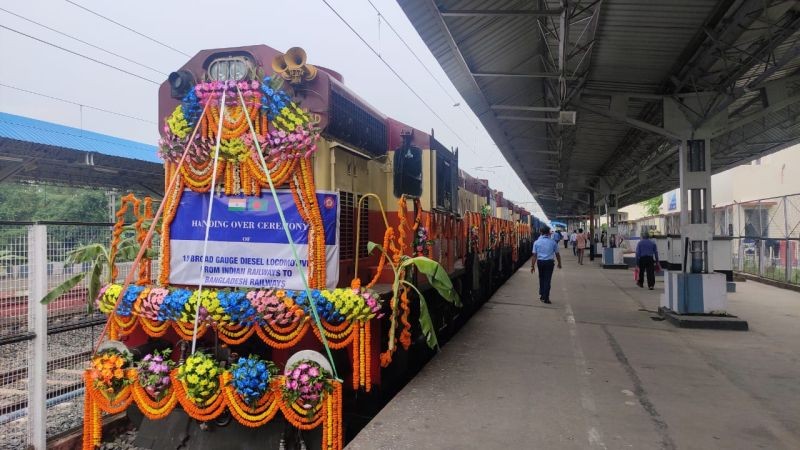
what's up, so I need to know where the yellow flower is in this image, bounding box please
[186,374,199,385]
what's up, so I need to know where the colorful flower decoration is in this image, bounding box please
[282,360,332,410]
[89,348,133,397]
[137,349,175,400]
[263,124,319,161]
[274,103,310,132]
[180,289,230,325]
[413,225,430,257]
[219,290,259,326]
[99,284,381,327]
[194,80,262,105]
[260,76,290,120]
[158,132,207,164]
[158,287,191,321]
[115,285,144,317]
[177,351,220,405]
[229,355,278,407]
[469,226,480,253]
[294,290,344,324]
[219,138,250,162]
[139,287,168,321]
[96,284,122,314]
[181,89,202,127]
[320,288,383,322]
[166,105,192,139]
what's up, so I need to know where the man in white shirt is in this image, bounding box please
[569,230,578,256]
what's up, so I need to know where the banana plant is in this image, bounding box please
[40,221,158,311]
[367,241,461,351]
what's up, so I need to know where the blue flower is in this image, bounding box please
[159,288,190,321]
[116,285,144,317]
[230,355,273,406]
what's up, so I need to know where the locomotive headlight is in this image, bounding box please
[208,57,250,81]
[167,70,195,99]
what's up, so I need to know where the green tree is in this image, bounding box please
[641,196,663,216]
[0,183,109,222]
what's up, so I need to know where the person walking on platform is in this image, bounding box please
[635,230,660,290]
[531,226,562,304]
[553,228,564,248]
[575,228,588,265]
[570,230,578,256]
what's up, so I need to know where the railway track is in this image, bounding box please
[0,350,91,424]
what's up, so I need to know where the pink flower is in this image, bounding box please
[307,367,319,377]
[299,374,310,383]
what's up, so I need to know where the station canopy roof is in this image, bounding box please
[0,112,164,195]
[400,0,800,217]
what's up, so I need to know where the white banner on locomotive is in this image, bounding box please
[169,190,339,289]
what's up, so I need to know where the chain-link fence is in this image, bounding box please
[714,194,800,285]
[0,222,160,449]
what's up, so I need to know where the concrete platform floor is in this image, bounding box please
[347,253,800,450]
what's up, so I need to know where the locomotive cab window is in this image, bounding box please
[432,137,458,213]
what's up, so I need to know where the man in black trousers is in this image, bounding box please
[531,226,562,304]
[635,230,660,290]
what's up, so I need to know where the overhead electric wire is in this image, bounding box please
[0,7,166,76]
[0,24,160,84]
[320,0,471,152]
[363,0,470,115]
[0,83,156,124]
[365,0,494,157]
[64,0,190,57]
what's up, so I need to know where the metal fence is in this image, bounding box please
[0,222,158,449]
[714,194,800,285]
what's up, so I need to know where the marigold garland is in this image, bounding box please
[84,368,343,450]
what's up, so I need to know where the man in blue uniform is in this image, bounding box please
[635,230,660,290]
[531,226,562,304]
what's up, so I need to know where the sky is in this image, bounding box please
[0,0,546,218]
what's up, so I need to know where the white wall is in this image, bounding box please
[621,143,800,221]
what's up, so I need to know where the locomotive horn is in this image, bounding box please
[284,47,307,69]
[271,53,289,77]
[304,64,318,81]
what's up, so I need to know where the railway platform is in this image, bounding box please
[347,253,800,450]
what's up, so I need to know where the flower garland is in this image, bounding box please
[83,367,344,450]
[100,284,381,327]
